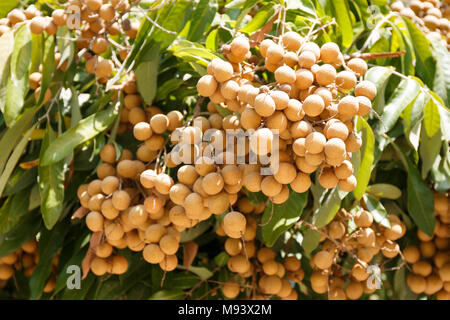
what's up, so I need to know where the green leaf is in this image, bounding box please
[240,4,277,34]
[429,39,450,107]
[29,220,70,299]
[180,220,211,243]
[41,104,119,165]
[403,18,436,89]
[0,213,41,257]
[56,27,74,70]
[3,166,37,197]
[0,123,37,197]
[36,35,55,105]
[380,78,421,133]
[330,0,353,48]
[423,96,441,138]
[169,39,220,67]
[393,266,417,300]
[165,272,201,290]
[362,194,390,228]
[0,188,31,234]
[312,188,347,228]
[353,117,375,200]
[405,155,435,236]
[149,290,185,300]
[0,29,14,114]
[0,105,39,175]
[261,190,308,247]
[214,252,229,266]
[301,229,321,258]
[177,266,213,280]
[38,126,66,230]
[5,24,32,126]
[0,0,19,18]
[205,29,218,52]
[136,43,160,105]
[187,0,218,42]
[419,121,442,179]
[366,183,402,200]
[364,66,393,114]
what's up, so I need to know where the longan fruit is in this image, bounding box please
[282,31,302,51]
[240,107,261,130]
[100,199,119,220]
[260,39,275,58]
[29,72,42,90]
[335,71,357,91]
[249,128,273,156]
[407,273,426,294]
[7,9,26,26]
[100,176,119,195]
[305,131,326,154]
[325,121,349,141]
[297,50,316,69]
[324,138,346,159]
[224,238,243,256]
[154,173,174,195]
[273,162,297,184]
[354,210,373,228]
[21,240,37,254]
[346,281,363,300]
[314,250,334,270]
[270,90,290,110]
[315,64,336,86]
[381,241,400,258]
[90,257,111,276]
[124,94,141,109]
[338,96,359,119]
[275,66,296,85]
[95,59,114,79]
[116,160,136,179]
[328,221,346,240]
[111,255,128,275]
[290,120,312,139]
[92,37,109,55]
[143,244,165,264]
[212,60,233,82]
[272,185,290,204]
[0,264,14,280]
[302,94,325,117]
[202,172,224,195]
[88,193,105,212]
[86,211,104,232]
[320,42,340,64]
[284,51,299,67]
[99,4,115,21]
[338,175,357,192]
[254,93,276,117]
[439,263,450,282]
[166,110,183,131]
[266,44,284,64]
[149,114,168,134]
[159,235,179,255]
[345,132,362,152]
[30,16,46,34]
[295,69,314,90]
[96,242,113,259]
[348,58,368,77]
[334,160,353,180]
[222,280,240,299]
[403,245,421,264]
[351,263,369,281]
[223,211,246,239]
[128,205,148,227]
[243,171,262,192]
[354,80,377,100]
[112,190,131,211]
[290,172,311,193]
[318,167,338,189]
[184,192,204,219]
[261,176,282,197]
[139,169,156,189]
[228,254,250,273]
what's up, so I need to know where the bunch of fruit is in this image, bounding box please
[0,239,58,293]
[308,208,406,300]
[392,0,450,48]
[404,191,450,300]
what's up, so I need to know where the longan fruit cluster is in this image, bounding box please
[219,242,303,300]
[392,0,450,48]
[404,191,450,300]
[195,31,377,204]
[0,239,39,285]
[0,239,59,293]
[308,208,406,299]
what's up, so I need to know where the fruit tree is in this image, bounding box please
[0,0,449,300]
